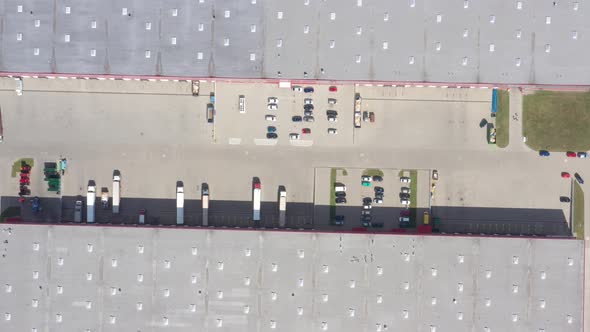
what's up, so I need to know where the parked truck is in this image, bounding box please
[253,182,261,221]
[177,184,184,225]
[87,184,96,223]
[279,186,287,227]
[202,184,209,226]
[191,80,200,96]
[112,174,121,213]
[354,94,362,128]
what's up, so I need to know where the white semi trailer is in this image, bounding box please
[86,184,96,223]
[253,182,261,221]
[202,185,209,226]
[176,185,184,225]
[112,174,121,214]
[279,187,287,227]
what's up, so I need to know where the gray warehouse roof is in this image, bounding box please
[1,0,590,85]
[0,224,584,332]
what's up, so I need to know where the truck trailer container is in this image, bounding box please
[177,185,184,225]
[86,185,96,223]
[253,182,261,221]
[354,94,362,128]
[112,174,121,213]
[279,187,287,227]
[202,184,209,226]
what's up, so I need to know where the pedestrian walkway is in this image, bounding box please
[506,88,529,151]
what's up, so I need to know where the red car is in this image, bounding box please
[302,128,311,134]
[329,86,337,92]
[566,151,577,157]
[561,172,571,178]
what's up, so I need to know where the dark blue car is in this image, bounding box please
[539,150,550,157]
[303,87,314,93]
[267,126,276,133]
[575,173,584,184]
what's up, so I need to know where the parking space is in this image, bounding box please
[353,86,493,150]
[214,82,354,146]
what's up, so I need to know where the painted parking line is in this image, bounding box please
[290,140,313,147]
[254,139,278,146]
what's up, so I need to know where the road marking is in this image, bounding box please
[254,139,278,146]
[229,138,242,145]
[290,140,313,147]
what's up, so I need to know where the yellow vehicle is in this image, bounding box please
[423,211,430,225]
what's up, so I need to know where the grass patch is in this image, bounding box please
[523,91,590,151]
[0,206,21,222]
[329,169,336,220]
[495,90,510,148]
[362,169,384,177]
[11,158,34,177]
[409,170,418,227]
[573,182,585,240]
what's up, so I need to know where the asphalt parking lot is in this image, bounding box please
[214,82,354,146]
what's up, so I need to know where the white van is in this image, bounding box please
[334,185,346,192]
[239,95,246,113]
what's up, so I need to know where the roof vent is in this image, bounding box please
[402,310,409,319]
[566,315,573,324]
[457,255,464,263]
[464,1,469,9]
[431,297,437,305]
[572,31,578,40]
[244,277,251,286]
[436,14,442,23]
[16,33,23,41]
[217,318,223,327]
[457,283,464,292]
[489,15,496,23]
[384,12,389,21]
[270,320,277,329]
[512,284,519,293]
[32,299,39,308]
[55,314,62,323]
[545,44,551,53]
[568,257,574,266]
[272,263,278,272]
[539,299,546,309]
[192,275,198,284]
[65,6,71,14]
[250,25,257,32]
[243,305,250,314]
[321,322,328,330]
[163,289,170,297]
[297,307,304,315]
[545,16,551,24]
[198,23,204,32]
[271,292,278,301]
[573,2,579,10]
[197,52,204,60]
[137,302,143,311]
[485,297,492,306]
[463,29,469,38]
[349,308,355,317]
[17,5,23,13]
[217,261,224,270]
[516,1,523,10]
[4,313,10,321]
[277,12,283,19]
[408,56,415,65]
[164,260,171,269]
[86,273,93,281]
[457,312,463,320]
[163,317,169,326]
[34,20,40,28]
[224,10,230,18]
[33,48,40,56]
[330,12,336,20]
[57,285,63,294]
[322,294,329,302]
[489,44,495,52]
[172,9,178,16]
[512,314,519,322]
[515,30,522,39]
[304,25,310,34]
[298,278,304,287]
[298,249,305,258]
[377,295,383,303]
[377,266,384,275]
[217,291,223,299]
[4,284,11,293]
[109,315,116,324]
[137,245,144,253]
[409,0,416,8]
[111,259,117,267]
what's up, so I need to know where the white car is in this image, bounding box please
[328,98,337,105]
[328,116,337,122]
[362,176,372,182]
[289,133,300,140]
[304,98,313,105]
[292,86,303,92]
[374,198,383,204]
[268,97,278,104]
[328,128,338,135]
[363,204,372,210]
[400,177,411,183]
[400,199,410,205]
[268,103,278,110]
[265,115,277,121]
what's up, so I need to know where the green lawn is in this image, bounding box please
[363,169,384,177]
[409,170,418,228]
[523,91,590,151]
[495,90,510,148]
[573,182,585,240]
[11,158,34,177]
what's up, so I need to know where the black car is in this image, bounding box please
[332,215,345,226]
[266,133,278,139]
[335,197,347,204]
[304,110,313,117]
[372,176,383,182]
[560,196,571,203]
[292,116,302,122]
[304,87,314,93]
[304,104,314,111]
[374,193,383,200]
[574,173,584,184]
[374,186,384,194]
[335,191,346,197]
[326,110,338,116]
[363,197,372,204]
[400,193,410,199]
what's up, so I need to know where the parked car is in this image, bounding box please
[267,126,276,133]
[289,133,300,140]
[401,187,411,194]
[578,152,588,158]
[374,198,383,204]
[268,103,278,110]
[561,172,571,178]
[304,110,313,117]
[329,86,337,92]
[335,191,346,197]
[304,98,313,105]
[328,128,338,135]
[400,199,410,205]
[567,151,577,157]
[265,115,277,121]
[372,175,383,182]
[539,150,550,157]
[399,193,410,200]
[335,197,347,204]
[574,173,584,184]
[292,86,303,92]
[361,181,371,187]
[363,204,372,210]
[268,97,278,104]
[400,177,411,183]
[374,186,384,194]
[304,87,314,93]
[266,133,278,139]
[363,197,372,204]
[560,196,571,203]
[328,115,337,122]
[292,116,302,122]
[327,110,338,116]
[369,112,375,122]
[303,116,315,122]
[362,176,372,182]
[432,170,438,180]
[302,128,311,134]
[333,215,345,225]
[374,193,383,200]
[328,98,337,105]
[304,104,314,111]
